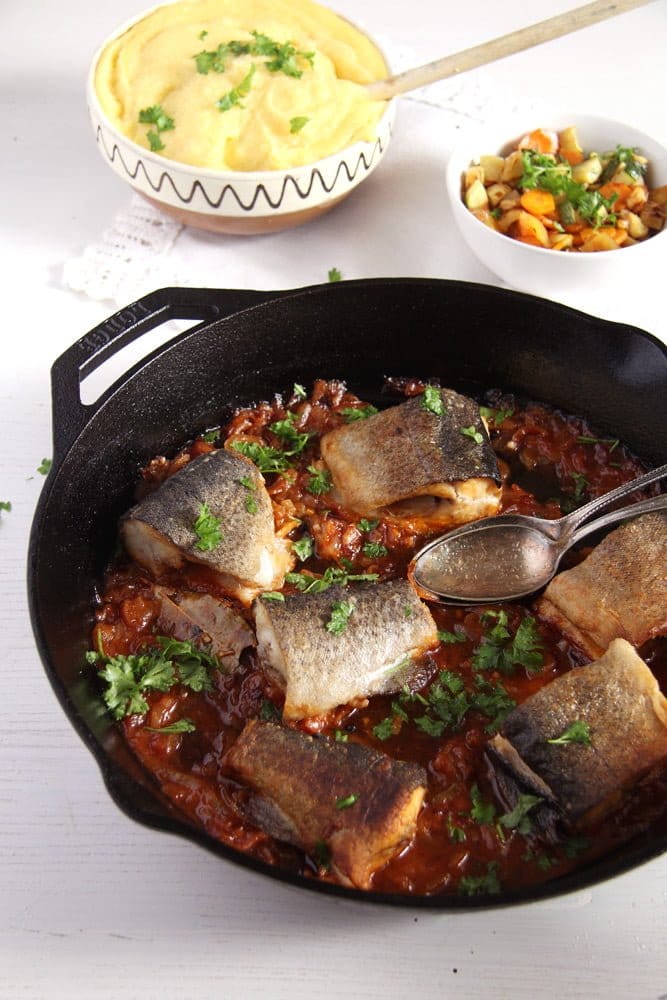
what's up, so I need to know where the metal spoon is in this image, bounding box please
[409,464,667,604]
[365,0,654,101]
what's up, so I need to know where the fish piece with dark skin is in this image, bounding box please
[224,719,427,889]
[320,388,501,527]
[121,449,293,603]
[253,578,438,720]
[154,586,255,670]
[487,638,667,830]
[537,511,667,658]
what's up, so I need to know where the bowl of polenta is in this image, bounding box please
[88,0,395,234]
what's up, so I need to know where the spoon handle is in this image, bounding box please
[568,494,667,549]
[559,462,667,538]
[365,0,654,101]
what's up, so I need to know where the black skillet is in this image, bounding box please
[28,278,667,907]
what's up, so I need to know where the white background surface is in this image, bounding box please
[2,1,667,997]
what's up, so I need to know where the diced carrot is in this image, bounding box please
[598,182,633,210]
[560,147,584,166]
[518,129,558,155]
[510,211,550,247]
[520,189,556,217]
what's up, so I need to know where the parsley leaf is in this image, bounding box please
[447,817,466,842]
[0,500,12,513]
[292,533,314,562]
[326,600,355,635]
[547,720,592,746]
[138,105,175,132]
[437,629,467,644]
[290,116,309,134]
[216,64,256,112]
[498,793,543,835]
[230,439,293,474]
[335,793,359,810]
[269,411,311,454]
[146,718,196,734]
[334,729,349,742]
[340,404,378,422]
[480,405,514,426]
[472,613,544,677]
[193,501,223,551]
[460,425,484,445]
[292,383,307,399]
[261,591,285,602]
[38,457,52,475]
[238,475,259,513]
[421,385,444,416]
[357,518,380,533]
[362,541,388,559]
[469,783,496,825]
[372,716,396,740]
[285,566,377,594]
[307,465,332,495]
[328,267,342,282]
[458,862,501,896]
[259,698,280,721]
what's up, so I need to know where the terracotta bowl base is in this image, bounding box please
[141,192,347,235]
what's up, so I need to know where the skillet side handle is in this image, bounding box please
[50,285,282,464]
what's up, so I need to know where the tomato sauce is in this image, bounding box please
[91,379,666,897]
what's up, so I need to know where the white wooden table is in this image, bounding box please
[2,1,666,996]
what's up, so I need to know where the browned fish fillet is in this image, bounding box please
[488,638,667,829]
[154,586,255,670]
[225,719,427,888]
[320,388,501,527]
[121,450,293,603]
[253,579,438,720]
[537,512,667,658]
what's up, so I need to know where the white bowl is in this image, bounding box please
[445,112,666,299]
[87,6,395,236]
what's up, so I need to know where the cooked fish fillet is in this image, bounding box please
[320,389,501,526]
[225,719,427,889]
[537,512,667,658]
[488,638,667,828]
[253,579,438,720]
[121,450,293,603]
[154,586,255,670]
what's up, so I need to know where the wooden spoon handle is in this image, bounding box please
[365,0,655,100]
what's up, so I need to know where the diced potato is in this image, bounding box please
[499,190,521,212]
[501,150,524,183]
[472,208,498,230]
[558,126,584,166]
[650,185,667,206]
[465,178,489,211]
[610,169,637,186]
[465,165,485,187]
[580,231,620,252]
[549,232,574,251]
[624,211,650,239]
[572,155,603,185]
[479,155,505,183]
[626,185,648,212]
[486,182,511,208]
[496,208,523,233]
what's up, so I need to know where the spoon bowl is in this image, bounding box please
[409,466,667,604]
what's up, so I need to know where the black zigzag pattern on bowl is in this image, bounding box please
[96,126,391,212]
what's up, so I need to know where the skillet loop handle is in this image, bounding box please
[50,285,272,464]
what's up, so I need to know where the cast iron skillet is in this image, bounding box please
[28,278,667,908]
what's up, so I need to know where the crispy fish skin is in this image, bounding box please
[320,389,501,526]
[488,639,667,828]
[537,512,667,658]
[253,579,438,720]
[154,587,255,670]
[225,719,427,889]
[121,450,293,603]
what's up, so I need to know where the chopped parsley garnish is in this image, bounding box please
[292,533,314,562]
[458,863,501,896]
[306,465,332,495]
[577,435,619,452]
[560,472,589,513]
[335,793,359,810]
[38,457,52,475]
[372,716,396,741]
[138,104,175,153]
[562,834,590,859]
[469,783,496,825]
[261,591,285,602]
[334,729,349,742]
[400,669,514,739]
[230,439,293,474]
[328,267,342,282]
[87,636,221,720]
[437,629,467,644]
[479,405,514,426]
[313,840,331,870]
[472,612,544,677]
[460,425,484,445]
[357,518,380,533]
[601,145,646,183]
[201,429,220,444]
[498,793,543,834]
[195,31,313,79]
[193,501,223,551]
[269,411,311,454]
[326,600,355,635]
[362,541,388,559]
[198,29,208,41]
[292,383,307,399]
[1,501,12,513]
[290,116,309,134]
[340,404,378,422]
[146,718,196,735]
[421,385,444,416]
[216,64,256,112]
[447,817,466,843]
[238,475,259,513]
[285,566,378,594]
[259,698,280,721]
[547,720,592,746]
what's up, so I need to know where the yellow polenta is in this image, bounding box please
[95,0,388,171]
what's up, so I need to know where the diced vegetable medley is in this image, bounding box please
[462,126,667,252]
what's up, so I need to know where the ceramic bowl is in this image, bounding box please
[445,111,666,299]
[86,7,395,235]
